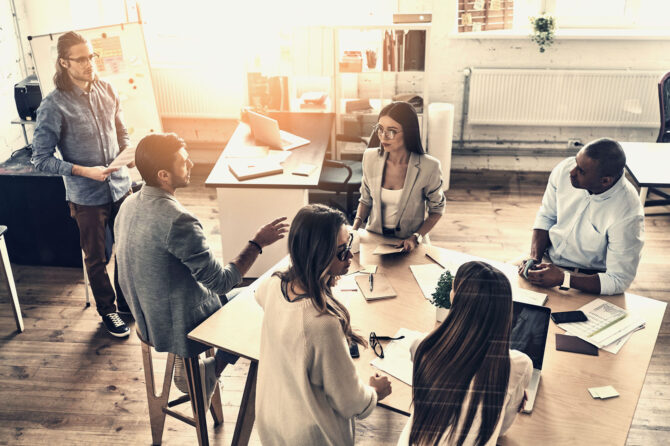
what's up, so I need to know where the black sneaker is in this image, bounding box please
[117,301,133,316]
[102,312,130,338]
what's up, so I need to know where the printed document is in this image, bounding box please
[558,299,646,350]
[108,146,136,169]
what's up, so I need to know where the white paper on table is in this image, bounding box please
[513,287,548,307]
[558,298,646,349]
[417,260,546,306]
[370,328,425,385]
[601,324,645,354]
[108,146,136,169]
[224,145,270,158]
[373,243,404,255]
[409,264,444,300]
[267,151,292,164]
[351,229,361,254]
[335,274,361,292]
[426,251,518,288]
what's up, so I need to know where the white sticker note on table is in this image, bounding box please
[588,385,620,399]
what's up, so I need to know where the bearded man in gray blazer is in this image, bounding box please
[114,132,288,402]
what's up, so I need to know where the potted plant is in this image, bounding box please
[530,14,556,53]
[430,270,453,323]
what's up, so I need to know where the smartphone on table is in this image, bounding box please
[349,342,360,358]
[551,310,588,324]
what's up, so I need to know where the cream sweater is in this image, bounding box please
[255,275,378,446]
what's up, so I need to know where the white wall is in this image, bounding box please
[0,1,27,162]
[426,1,670,170]
[11,0,670,171]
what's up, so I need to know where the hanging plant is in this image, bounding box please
[530,14,556,53]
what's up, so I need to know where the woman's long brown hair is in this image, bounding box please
[409,261,513,446]
[274,204,366,347]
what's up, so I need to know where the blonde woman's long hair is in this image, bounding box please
[274,204,366,347]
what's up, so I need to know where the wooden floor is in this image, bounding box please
[0,169,668,445]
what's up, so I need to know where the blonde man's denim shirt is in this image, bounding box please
[31,79,131,205]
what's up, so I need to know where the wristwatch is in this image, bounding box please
[412,232,423,244]
[559,271,570,290]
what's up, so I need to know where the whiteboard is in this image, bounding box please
[29,22,162,147]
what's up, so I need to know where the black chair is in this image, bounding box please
[317,132,380,222]
[640,71,670,207]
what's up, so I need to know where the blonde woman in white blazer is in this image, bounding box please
[352,102,445,251]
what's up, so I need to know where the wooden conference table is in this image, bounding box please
[205,112,334,277]
[188,231,666,446]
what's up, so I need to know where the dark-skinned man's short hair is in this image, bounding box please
[135,133,186,187]
[583,137,626,180]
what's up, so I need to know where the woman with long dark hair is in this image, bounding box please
[255,204,392,445]
[398,261,532,446]
[352,101,445,252]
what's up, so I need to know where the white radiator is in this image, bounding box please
[467,68,661,127]
[151,67,244,118]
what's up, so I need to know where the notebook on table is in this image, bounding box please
[247,110,310,151]
[228,159,283,181]
[355,273,397,301]
[510,301,551,413]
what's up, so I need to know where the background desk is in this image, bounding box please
[620,141,670,208]
[0,147,82,267]
[189,231,666,445]
[205,112,333,277]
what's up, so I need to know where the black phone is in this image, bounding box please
[349,342,360,358]
[551,310,588,324]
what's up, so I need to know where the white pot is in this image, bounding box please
[436,307,449,323]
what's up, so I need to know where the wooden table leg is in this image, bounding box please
[185,356,210,446]
[232,360,258,446]
[0,235,24,333]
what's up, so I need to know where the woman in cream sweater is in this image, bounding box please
[352,101,445,252]
[255,204,392,445]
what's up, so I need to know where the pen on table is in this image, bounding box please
[588,313,627,337]
[369,273,374,291]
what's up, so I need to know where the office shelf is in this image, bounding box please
[333,24,431,158]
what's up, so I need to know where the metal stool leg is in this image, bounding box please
[0,234,24,333]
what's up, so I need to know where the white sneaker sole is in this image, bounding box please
[104,325,130,338]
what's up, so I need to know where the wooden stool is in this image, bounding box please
[138,330,224,445]
[0,226,24,333]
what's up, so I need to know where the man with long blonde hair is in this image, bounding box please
[31,31,134,337]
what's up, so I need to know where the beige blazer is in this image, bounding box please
[359,148,445,239]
